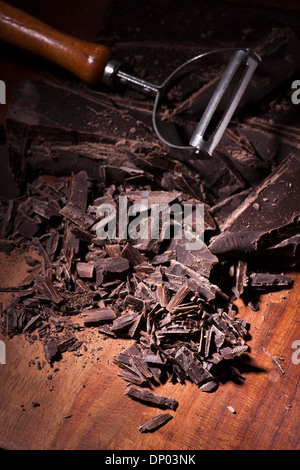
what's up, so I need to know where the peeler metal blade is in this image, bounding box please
[189,49,260,156]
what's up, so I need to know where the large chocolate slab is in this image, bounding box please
[209,154,300,258]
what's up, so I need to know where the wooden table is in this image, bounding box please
[0,0,299,451]
[0,248,299,450]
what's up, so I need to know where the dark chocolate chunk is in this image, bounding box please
[82,308,116,326]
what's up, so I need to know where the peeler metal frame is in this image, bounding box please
[102,48,261,157]
[0,2,261,157]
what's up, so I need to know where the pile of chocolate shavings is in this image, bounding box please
[0,163,297,431]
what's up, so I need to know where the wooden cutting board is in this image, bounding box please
[0,249,299,450]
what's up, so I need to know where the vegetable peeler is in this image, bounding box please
[0,1,261,157]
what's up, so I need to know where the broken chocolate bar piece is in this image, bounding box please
[43,337,59,363]
[59,170,95,231]
[220,345,248,360]
[35,272,63,304]
[174,346,214,386]
[81,308,116,326]
[169,238,218,279]
[56,336,76,353]
[94,257,130,285]
[165,285,192,313]
[209,154,300,258]
[60,202,95,231]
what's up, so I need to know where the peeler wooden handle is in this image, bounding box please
[0,1,112,85]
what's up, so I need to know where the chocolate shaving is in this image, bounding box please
[138,413,173,433]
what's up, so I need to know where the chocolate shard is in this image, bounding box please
[174,346,213,386]
[138,413,173,433]
[59,203,95,230]
[105,244,122,258]
[164,260,221,300]
[59,171,96,230]
[199,380,218,393]
[113,343,154,381]
[152,250,176,266]
[23,314,41,332]
[219,345,249,360]
[43,337,59,363]
[124,295,145,310]
[111,312,140,333]
[125,190,181,206]
[122,241,147,265]
[128,313,144,338]
[125,386,179,410]
[169,238,219,279]
[71,226,94,244]
[165,285,192,313]
[117,369,145,385]
[249,272,293,288]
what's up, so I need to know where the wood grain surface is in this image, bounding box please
[0,249,299,450]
